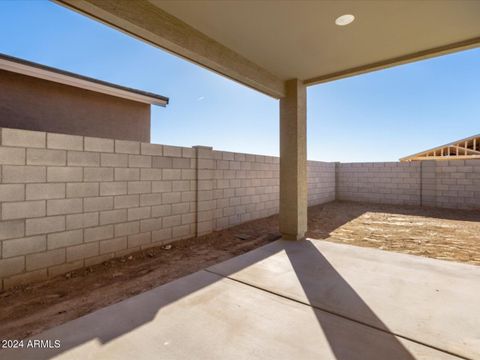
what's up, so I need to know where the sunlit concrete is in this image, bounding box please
[209,239,480,359]
[5,239,476,359]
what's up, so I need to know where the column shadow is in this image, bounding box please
[6,239,426,360]
[284,240,416,360]
[3,241,284,360]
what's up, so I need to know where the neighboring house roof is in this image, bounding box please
[400,134,480,161]
[0,53,169,107]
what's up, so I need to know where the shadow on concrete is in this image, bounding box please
[12,239,419,359]
[285,240,415,360]
[3,197,477,359]
[9,242,284,359]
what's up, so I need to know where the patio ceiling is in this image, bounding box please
[153,0,480,85]
[54,0,480,239]
[56,0,480,98]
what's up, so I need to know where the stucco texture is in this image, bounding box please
[0,70,150,142]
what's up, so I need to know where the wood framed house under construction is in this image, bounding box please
[400,134,480,161]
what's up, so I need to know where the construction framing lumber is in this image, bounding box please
[400,134,480,162]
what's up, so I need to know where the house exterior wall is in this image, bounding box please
[0,70,150,142]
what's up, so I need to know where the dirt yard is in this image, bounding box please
[306,201,480,265]
[1,200,479,341]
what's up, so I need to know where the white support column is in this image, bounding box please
[279,79,307,240]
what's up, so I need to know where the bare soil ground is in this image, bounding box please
[306,201,480,265]
[1,200,478,341]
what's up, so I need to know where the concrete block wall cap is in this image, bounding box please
[193,146,213,150]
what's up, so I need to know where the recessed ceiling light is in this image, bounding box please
[335,14,355,26]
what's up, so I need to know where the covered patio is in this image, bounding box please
[55,0,480,241]
[4,1,480,359]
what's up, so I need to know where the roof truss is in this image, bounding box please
[400,135,480,162]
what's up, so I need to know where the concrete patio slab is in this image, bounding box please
[208,239,480,359]
[3,269,459,360]
[3,239,476,359]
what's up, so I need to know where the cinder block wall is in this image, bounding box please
[337,162,421,205]
[336,160,480,209]
[0,128,335,290]
[0,128,199,290]
[308,161,336,206]
[2,126,476,290]
[212,150,280,231]
[434,160,480,209]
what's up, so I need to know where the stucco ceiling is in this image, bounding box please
[151,0,480,83]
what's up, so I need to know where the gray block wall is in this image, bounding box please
[0,127,477,290]
[337,160,480,209]
[212,150,280,231]
[0,128,200,290]
[308,161,336,206]
[337,162,422,205]
[0,128,335,290]
[434,160,480,209]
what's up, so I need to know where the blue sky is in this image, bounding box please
[1,0,479,162]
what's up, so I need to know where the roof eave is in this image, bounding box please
[0,53,169,107]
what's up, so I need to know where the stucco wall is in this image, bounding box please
[0,127,334,290]
[0,70,151,142]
